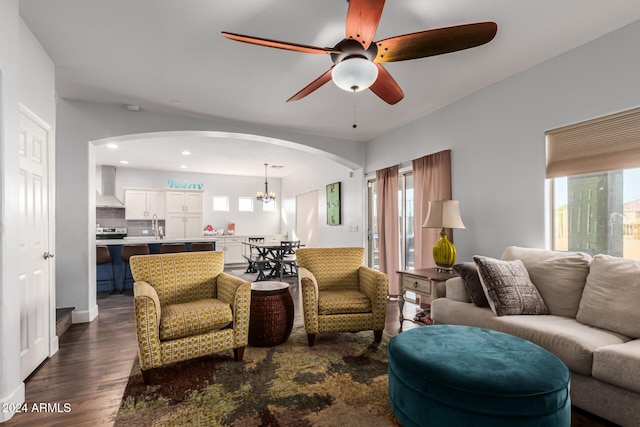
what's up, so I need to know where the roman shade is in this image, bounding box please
[546,106,640,178]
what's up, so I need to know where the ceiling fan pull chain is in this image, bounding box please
[352,88,358,129]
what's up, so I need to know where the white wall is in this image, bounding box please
[114,167,282,235]
[56,100,365,321]
[366,20,640,263]
[281,156,365,247]
[0,5,56,421]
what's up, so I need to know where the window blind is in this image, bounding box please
[546,106,640,178]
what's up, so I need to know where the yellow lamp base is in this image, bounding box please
[433,229,456,271]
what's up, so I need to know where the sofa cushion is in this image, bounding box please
[453,263,489,307]
[159,299,233,341]
[318,290,372,315]
[502,246,591,318]
[576,254,640,338]
[593,340,640,394]
[431,298,631,376]
[474,256,548,316]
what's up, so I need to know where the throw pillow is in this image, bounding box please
[453,262,489,307]
[502,246,591,318]
[473,256,548,316]
[576,254,640,339]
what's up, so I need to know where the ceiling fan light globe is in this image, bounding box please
[332,58,378,92]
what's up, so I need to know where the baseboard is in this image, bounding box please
[71,303,99,324]
[0,381,25,422]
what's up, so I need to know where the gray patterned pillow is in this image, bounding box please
[473,255,548,316]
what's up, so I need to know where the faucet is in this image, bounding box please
[152,214,158,239]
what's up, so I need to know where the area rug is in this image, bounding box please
[116,326,395,426]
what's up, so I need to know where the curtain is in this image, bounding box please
[376,165,399,296]
[412,150,452,269]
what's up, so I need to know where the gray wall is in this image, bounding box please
[366,20,640,263]
[112,167,282,235]
[0,6,56,420]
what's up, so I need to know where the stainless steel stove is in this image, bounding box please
[96,227,128,240]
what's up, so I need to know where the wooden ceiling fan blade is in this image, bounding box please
[345,0,385,49]
[286,68,334,102]
[369,64,404,105]
[374,22,497,62]
[222,31,339,55]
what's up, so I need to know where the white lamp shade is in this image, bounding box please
[422,200,466,229]
[332,58,379,92]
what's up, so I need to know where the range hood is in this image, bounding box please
[96,165,125,208]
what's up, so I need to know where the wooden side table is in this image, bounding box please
[397,268,458,329]
[249,281,294,347]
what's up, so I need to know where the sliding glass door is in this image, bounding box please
[367,171,414,270]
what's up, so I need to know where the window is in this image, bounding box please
[367,170,414,270]
[212,196,229,211]
[547,107,640,259]
[400,172,414,270]
[238,197,253,212]
[552,169,640,259]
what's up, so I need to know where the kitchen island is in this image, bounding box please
[96,234,286,292]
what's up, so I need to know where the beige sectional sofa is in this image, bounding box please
[431,246,640,427]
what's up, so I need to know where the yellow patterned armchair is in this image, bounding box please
[295,247,388,346]
[130,251,251,383]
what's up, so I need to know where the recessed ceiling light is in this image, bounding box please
[182,151,191,156]
[107,143,118,149]
[119,160,129,164]
[126,104,140,112]
[180,165,188,169]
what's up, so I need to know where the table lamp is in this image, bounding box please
[422,200,465,271]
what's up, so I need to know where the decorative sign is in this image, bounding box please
[326,182,341,225]
[168,178,203,190]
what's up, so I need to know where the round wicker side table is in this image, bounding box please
[249,281,294,347]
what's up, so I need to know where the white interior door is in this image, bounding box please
[19,110,52,380]
[296,190,318,247]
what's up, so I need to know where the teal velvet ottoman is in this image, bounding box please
[388,325,571,426]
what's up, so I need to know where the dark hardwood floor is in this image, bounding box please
[5,277,616,426]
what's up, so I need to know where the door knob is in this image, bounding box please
[43,252,55,259]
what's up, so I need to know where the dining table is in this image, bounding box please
[243,241,302,281]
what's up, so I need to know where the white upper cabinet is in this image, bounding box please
[125,189,165,219]
[166,190,203,214]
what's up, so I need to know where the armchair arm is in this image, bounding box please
[217,272,251,347]
[299,267,319,334]
[358,266,389,330]
[133,281,162,371]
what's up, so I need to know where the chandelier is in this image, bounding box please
[256,163,276,204]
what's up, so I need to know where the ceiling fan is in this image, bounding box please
[222,0,497,105]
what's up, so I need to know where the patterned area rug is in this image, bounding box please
[116,326,395,426]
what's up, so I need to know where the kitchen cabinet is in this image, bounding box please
[125,189,165,219]
[165,190,203,238]
[165,190,203,214]
[220,236,246,264]
[165,213,202,239]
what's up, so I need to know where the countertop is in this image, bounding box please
[95,234,274,246]
[96,236,223,246]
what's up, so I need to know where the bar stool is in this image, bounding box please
[96,245,114,293]
[190,242,214,252]
[161,243,187,253]
[121,244,149,291]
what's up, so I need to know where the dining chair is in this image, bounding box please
[280,240,300,278]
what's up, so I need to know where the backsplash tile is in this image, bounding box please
[96,208,165,237]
